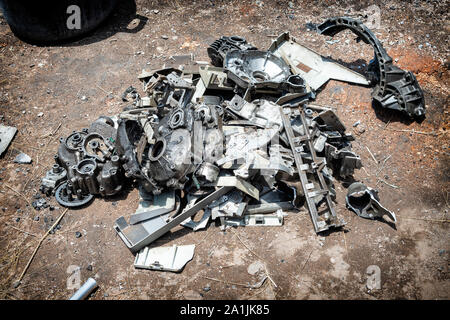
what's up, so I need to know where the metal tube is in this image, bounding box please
[69,278,98,300]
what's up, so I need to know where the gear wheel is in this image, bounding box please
[55,181,94,208]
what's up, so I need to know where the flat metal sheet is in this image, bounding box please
[130,190,176,225]
[214,176,259,200]
[134,244,195,272]
[181,209,211,231]
[269,32,369,90]
[115,187,232,252]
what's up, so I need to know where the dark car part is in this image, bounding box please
[207,36,257,67]
[346,182,396,222]
[317,17,425,118]
[0,0,118,43]
[43,117,124,207]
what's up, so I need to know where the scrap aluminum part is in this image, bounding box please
[268,32,369,91]
[346,182,397,223]
[224,49,308,94]
[317,17,425,118]
[38,19,410,257]
[134,244,196,272]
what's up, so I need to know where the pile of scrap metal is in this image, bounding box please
[38,17,409,270]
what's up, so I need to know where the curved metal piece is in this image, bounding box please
[346,182,396,222]
[317,17,425,118]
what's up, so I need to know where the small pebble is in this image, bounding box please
[87,265,93,271]
[37,112,43,117]
[15,217,20,222]
[75,231,82,238]
[34,216,40,221]
[203,286,211,292]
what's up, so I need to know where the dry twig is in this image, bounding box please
[16,208,69,285]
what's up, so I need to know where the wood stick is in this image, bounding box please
[376,124,439,136]
[40,123,61,138]
[203,276,267,289]
[378,179,400,189]
[4,223,38,237]
[231,229,277,288]
[376,154,392,176]
[16,208,69,284]
[365,146,378,164]
[401,217,449,223]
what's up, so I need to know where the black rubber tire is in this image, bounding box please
[0,0,119,44]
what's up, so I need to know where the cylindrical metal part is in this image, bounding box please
[69,278,98,300]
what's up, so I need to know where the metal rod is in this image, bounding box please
[69,278,98,300]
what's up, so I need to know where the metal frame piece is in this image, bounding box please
[280,106,344,233]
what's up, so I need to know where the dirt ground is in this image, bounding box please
[0,0,448,300]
